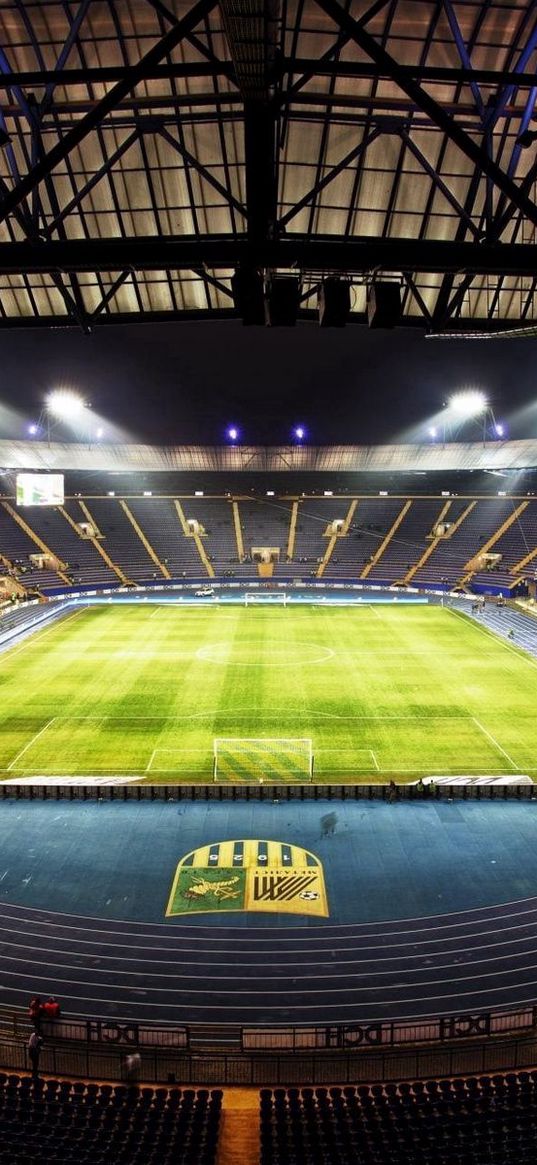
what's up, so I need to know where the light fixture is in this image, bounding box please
[448,390,487,417]
[46,389,87,420]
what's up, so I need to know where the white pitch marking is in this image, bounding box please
[7,718,57,771]
[145,749,157,774]
[471,717,519,770]
[448,606,537,672]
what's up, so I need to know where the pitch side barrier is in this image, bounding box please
[1,1005,537,1086]
[1,783,535,802]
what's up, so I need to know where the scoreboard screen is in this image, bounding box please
[16,473,65,507]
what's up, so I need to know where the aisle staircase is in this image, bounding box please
[317,499,358,578]
[458,500,529,587]
[360,499,411,580]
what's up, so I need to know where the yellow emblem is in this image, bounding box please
[166,839,329,918]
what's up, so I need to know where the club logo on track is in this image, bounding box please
[166,840,328,918]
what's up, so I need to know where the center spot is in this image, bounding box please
[196,641,334,666]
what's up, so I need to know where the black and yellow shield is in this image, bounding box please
[166,839,328,918]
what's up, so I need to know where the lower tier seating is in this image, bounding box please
[260,1073,537,1165]
[0,1073,221,1165]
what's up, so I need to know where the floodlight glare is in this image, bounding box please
[46,389,87,420]
[294,426,305,440]
[495,422,505,437]
[95,426,104,440]
[227,426,238,442]
[428,426,438,439]
[28,423,38,436]
[449,390,487,417]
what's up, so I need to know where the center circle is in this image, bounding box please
[195,641,334,666]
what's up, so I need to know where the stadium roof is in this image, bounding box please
[0,2,537,331]
[2,437,537,473]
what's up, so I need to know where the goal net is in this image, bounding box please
[213,737,313,782]
[244,592,288,606]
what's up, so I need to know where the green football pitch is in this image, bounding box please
[0,602,536,783]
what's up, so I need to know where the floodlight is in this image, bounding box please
[448,390,487,417]
[294,426,305,441]
[495,422,505,437]
[227,426,238,442]
[46,389,86,420]
[28,423,38,436]
[428,426,438,439]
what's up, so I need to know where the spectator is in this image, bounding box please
[43,996,61,1020]
[28,1031,43,1081]
[28,996,42,1031]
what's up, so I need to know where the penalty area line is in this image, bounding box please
[471,718,519,771]
[7,718,57,771]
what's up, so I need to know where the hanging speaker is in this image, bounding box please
[264,278,300,326]
[231,268,265,326]
[367,283,401,329]
[318,279,351,327]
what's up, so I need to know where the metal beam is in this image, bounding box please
[0,0,219,227]
[279,125,384,229]
[314,0,537,232]
[1,235,537,276]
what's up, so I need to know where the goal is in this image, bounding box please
[244,592,288,606]
[213,737,313,782]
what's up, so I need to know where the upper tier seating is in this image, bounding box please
[236,499,294,575]
[1,493,536,594]
[0,505,62,589]
[77,499,160,583]
[260,1073,537,1165]
[181,498,238,574]
[21,504,117,588]
[126,499,207,578]
[412,497,517,588]
[471,498,537,589]
[0,1072,222,1165]
[366,498,443,583]
[292,499,351,570]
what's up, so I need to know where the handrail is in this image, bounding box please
[2,1003,535,1053]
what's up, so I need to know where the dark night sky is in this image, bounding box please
[0,320,536,446]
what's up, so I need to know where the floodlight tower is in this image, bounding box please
[446,390,499,444]
[44,390,88,443]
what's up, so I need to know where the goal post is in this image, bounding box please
[244,592,288,606]
[213,737,313,783]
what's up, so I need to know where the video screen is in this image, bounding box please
[16,473,65,507]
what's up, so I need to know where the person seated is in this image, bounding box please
[42,996,61,1019]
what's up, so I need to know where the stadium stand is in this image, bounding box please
[181,497,238,574]
[292,499,351,569]
[235,499,294,575]
[14,504,118,589]
[412,498,520,590]
[0,1073,222,1165]
[0,504,64,590]
[125,498,206,579]
[366,498,443,583]
[1,489,537,596]
[260,1075,537,1165]
[471,500,537,590]
[74,498,158,583]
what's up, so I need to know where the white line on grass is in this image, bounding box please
[471,717,519,771]
[7,718,57,771]
[447,606,537,672]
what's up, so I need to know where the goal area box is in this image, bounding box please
[213,738,313,783]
